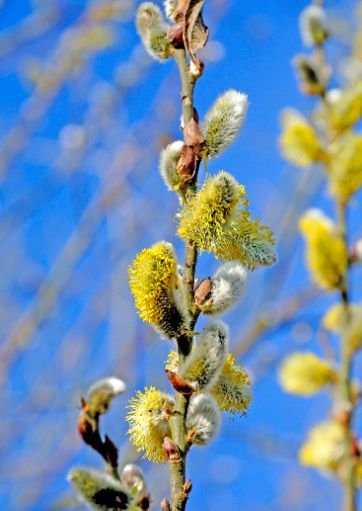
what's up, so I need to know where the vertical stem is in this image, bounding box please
[337,201,356,511]
[169,48,200,511]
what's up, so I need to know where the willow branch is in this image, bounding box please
[168,48,200,511]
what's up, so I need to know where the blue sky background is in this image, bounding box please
[0,0,361,510]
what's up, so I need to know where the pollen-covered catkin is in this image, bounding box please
[68,467,133,510]
[128,241,184,339]
[177,171,276,269]
[280,109,326,167]
[126,387,174,464]
[165,350,252,415]
[299,421,345,473]
[180,321,228,390]
[279,352,336,396]
[202,90,249,158]
[211,353,252,415]
[329,82,362,132]
[136,3,171,61]
[198,261,247,315]
[186,394,220,446]
[299,209,348,290]
[329,134,362,201]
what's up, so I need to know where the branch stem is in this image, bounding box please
[337,201,356,511]
[169,48,200,511]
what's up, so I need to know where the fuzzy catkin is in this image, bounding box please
[136,3,170,61]
[299,209,347,290]
[186,394,220,445]
[128,241,184,339]
[180,321,228,390]
[280,109,325,168]
[159,140,184,190]
[177,171,276,269]
[68,467,132,511]
[202,90,248,158]
[126,387,174,464]
[279,352,336,396]
[200,261,247,315]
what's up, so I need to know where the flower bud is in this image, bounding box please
[194,277,212,307]
[183,118,204,148]
[168,23,184,48]
[165,369,196,395]
[162,436,181,462]
[176,144,197,186]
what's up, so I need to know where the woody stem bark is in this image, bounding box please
[169,47,199,511]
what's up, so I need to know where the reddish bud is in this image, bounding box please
[184,118,204,147]
[161,499,171,511]
[168,24,184,48]
[165,369,196,395]
[194,277,212,307]
[104,434,119,468]
[162,436,181,463]
[77,412,96,445]
[176,145,196,186]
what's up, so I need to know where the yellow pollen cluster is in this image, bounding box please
[128,241,183,338]
[211,353,252,415]
[280,110,326,168]
[279,352,336,396]
[329,82,362,132]
[166,351,252,415]
[329,134,362,202]
[177,172,275,269]
[299,210,347,290]
[126,386,172,464]
[299,421,345,473]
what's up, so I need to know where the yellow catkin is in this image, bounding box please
[178,171,276,269]
[299,209,347,290]
[280,109,326,168]
[279,352,336,396]
[329,134,362,201]
[299,421,345,473]
[128,241,183,338]
[126,387,173,464]
[210,353,252,415]
[166,351,252,415]
[329,82,362,132]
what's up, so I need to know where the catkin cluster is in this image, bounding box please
[126,0,276,469]
[279,2,362,497]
